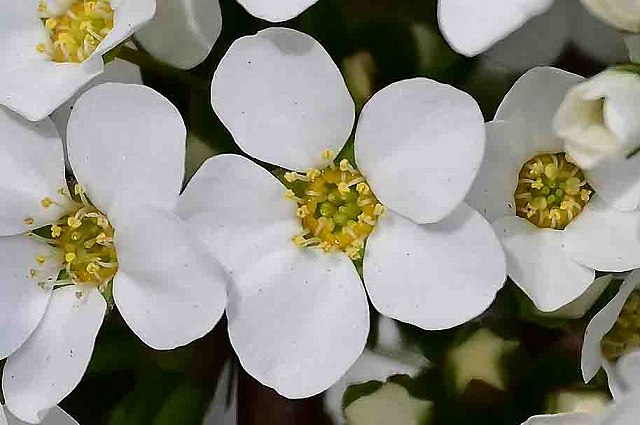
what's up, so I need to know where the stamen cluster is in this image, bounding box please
[37,0,114,63]
[601,291,640,361]
[285,157,384,260]
[514,153,592,230]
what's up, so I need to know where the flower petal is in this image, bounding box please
[2,405,79,425]
[625,34,640,63]
[587,154,640,212]
[612,350,640,396]
[581,270,640,382]
[563,196,640,272]
[466,120,521,222]
[177,154,299,275]
[2,286,105,424]
[92,0,156,57]
[364,205,506,330]
[355,78,485,224]
[492,216,595,312]
[600,388,640,424]
[66,83,186,215]
[540,274,612,319]
[495,67,583,156]
[227,247,369,398]
[112,207,227,350]
[0,236,59,360]
[135,0,222,70]
[50,59,143,140]
[0,109,68,236]
[235,0,318,22]
[437,0,554,56]
[521,413,600,425]
[211,28,354,172]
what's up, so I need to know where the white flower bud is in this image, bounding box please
[554,69,640,169]
[580,0,640,33]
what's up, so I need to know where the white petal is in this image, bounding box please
[484,0,569,72]
[355,78,485,223]
[177,154,299,275]
[587,154,640,212]
[601,388,640,424]
[437,0,554,56]
[580,0,640,33]
[211,28,354,172]
[466,120,522,222]
[581,270,640,382]
[66,83,186,216]
[235,0,318,22]
[492,216,595,312]
[228,247,369,398]
[520,413,600,425]
[364,205,506,330]
[112,207,227,350]
[2,286,105,424]
[495,67,584,157]
[92,0,156,57]
[539,274,612,319]
[135,0,221,70]
[0,235,59,360]
[625,34,640,63]
[563,196,640,272]
[0,109,68,236]
[615,350,640,394]
[2,405,79,425]
[50,59,143,140]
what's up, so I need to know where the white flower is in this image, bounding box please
[581,0,640,33]
[235,0,318,22]
[135,0,222,69]
[626,34,640,62]
[0,83,227,423]
[0,0,155,121]
[178,27,506,398]
[467,67,640,314]
[439,0,628,72]
[1,405,78,425]
[581,270,640,399]
[554,70,640,171]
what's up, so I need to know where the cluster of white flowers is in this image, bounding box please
[1,0,640,423]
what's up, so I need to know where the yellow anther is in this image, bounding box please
[544,163,559,180]
[345,246,362,260]
[67,216,82,229]
[549,209,561,221]
[306,168,321,180]
[284,189,297,200]
[36,43,47,53]
[564,177,581,195]
[45,18,58,30]
[321,149,334,160]
[296,206,310,218]
[74,184,85,196]
[531,197,548,211]
[531,178,544,190]
[292,235,307,246]
[374,204,386,216]
[24,217,35,225]
[356,182,370,195]
[337,182,350,195]
[30,269,38,278]
[339,159,353,172]
[84,1,96,12]
[41,197,54,208]
[95,233,108,245]
[38,1,47,13]
[581,189,592,202]
[36,255,46,265]
[51,224,62,238]
[65,252,76,263]
[529,161,544,177]
[284,172,297,182]
[86,263,100,275]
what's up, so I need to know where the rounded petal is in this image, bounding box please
[492,216,595,312]
[3,405,79,425]
[601,388,640,424]
[211,28,354,172]
[581,270,640,382]
[112,207,227,351]
[563,196,640,272]
[2,286,106,424]
[437,0,554,57]
[135,0,222,70]
[177,154,299,275]
[66,83,186,215]
[580,0,640,33]
[92,0,156,57]
[356,78,485,224]
[521,413,600,425]
[612,350,640,396]
[0,109,68,236]
[228,248,369,398]
[50,59,143,140]
[484,0,569,72]
[496,67,584,157]
[466,121,521,222]
[235,0,318,22]
[540,274,612,319]
[364,205,506,330]
[587,154,640,212]
[0,236,59,360]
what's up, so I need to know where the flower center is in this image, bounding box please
[601,291,640,362]
[514,153,592,230]
[30,184,118,291]
[284,155,384,260]
[36,0,114,63]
